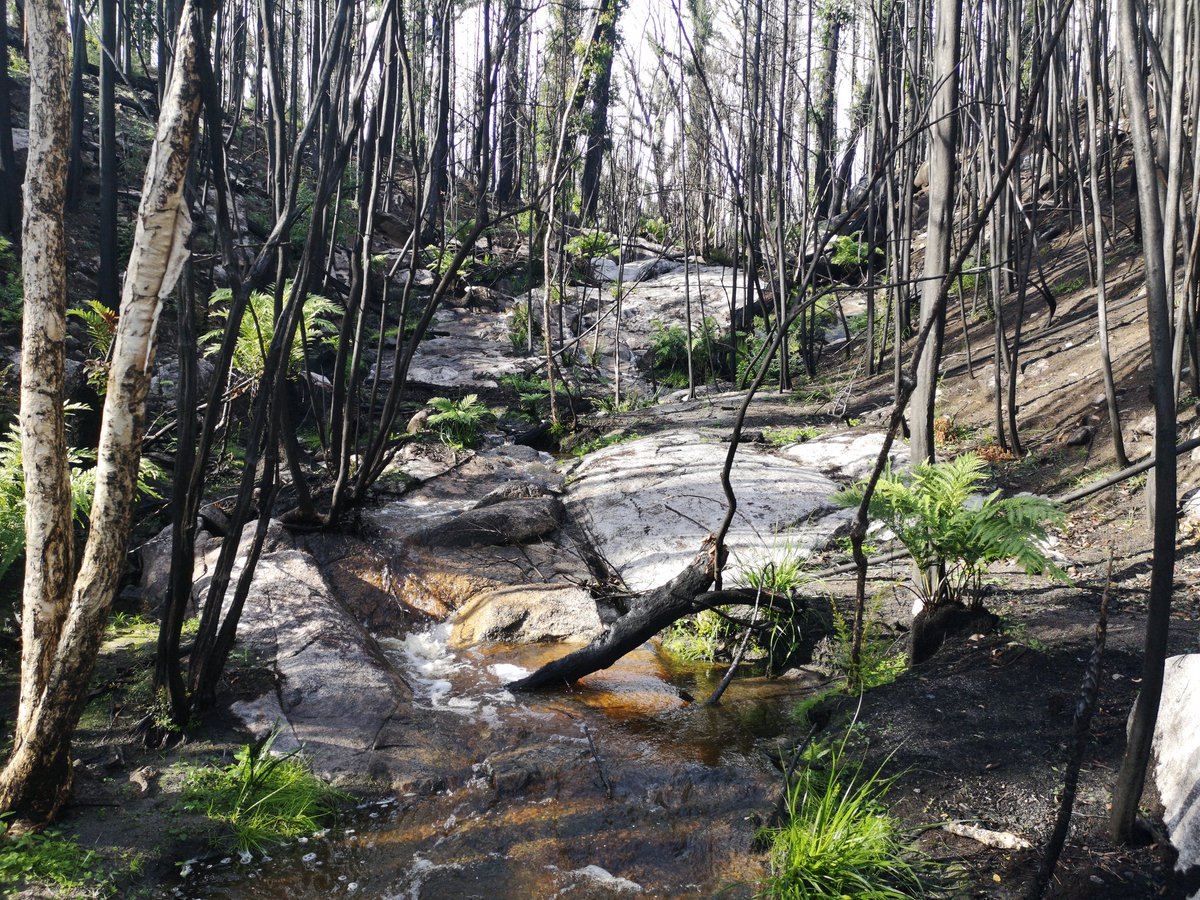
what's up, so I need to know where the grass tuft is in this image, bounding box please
[180,730,346,853]
[759,740,934,898]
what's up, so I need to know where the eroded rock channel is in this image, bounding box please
[159,428,901,898]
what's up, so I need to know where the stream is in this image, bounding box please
[180,628,826,898]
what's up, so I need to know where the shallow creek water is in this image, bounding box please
[181,629,824,899]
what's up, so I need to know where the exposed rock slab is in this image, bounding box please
[1152,653,1200,878]
[234,549,413,789]
[399,306,534,390]
[409,496,566,548]
[564,429,854,592]
[776,429,909,481]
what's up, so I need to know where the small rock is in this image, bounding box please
[128,766,159,796]
[406,407,432,434]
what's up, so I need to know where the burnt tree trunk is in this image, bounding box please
[508,540,724,692]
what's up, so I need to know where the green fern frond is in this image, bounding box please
[203,283,342,379]
[836,451,1066,606]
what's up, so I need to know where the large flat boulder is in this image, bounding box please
[563,429,854,592]
[398,306,533,390]
[233,549,434,789]
[776,430,908,481]
[1152,654,1200,878]
[450,583,603,645]
[409,497,566,548]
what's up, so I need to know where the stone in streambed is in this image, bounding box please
[450,583,603,645]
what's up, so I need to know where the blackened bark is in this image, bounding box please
[98,0,120,309]
[578,0,617,223]
[509,540,723,691]
[495,0,521,203]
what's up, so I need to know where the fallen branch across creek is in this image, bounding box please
[507,538,724,692]
[507,537,835,692]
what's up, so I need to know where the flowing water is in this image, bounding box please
[179,629,825,899]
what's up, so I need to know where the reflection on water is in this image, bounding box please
[181,632,826,899]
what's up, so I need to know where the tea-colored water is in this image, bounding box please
[182,632,823,899]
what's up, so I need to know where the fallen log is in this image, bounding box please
[507,538,725,692]
[507,540,835,692]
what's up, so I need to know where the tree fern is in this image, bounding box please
[837,452,1066,608]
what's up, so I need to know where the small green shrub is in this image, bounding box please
[951,254,989,298]
[180,730,345,853]
[836,452,1066,609]
[508,303,541,352]
[759,740,932,898]
[638,216,670,244]
[0,819,106,893]
[649,316,721,387]
[735,315,807,386]
[423,245,491,282]
[662,608,738,661]
[571,431,639,457]
[829,231,881,268]
[513,209,539,236]
[592,391,653,414]
[565,231,618,260]
[499,372,551,417]
[427,394,492,450]
[68,299,120,394]
[830,606,906,691]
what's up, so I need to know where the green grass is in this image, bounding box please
[507,303,540,351]
[592,391,654,414]
[1053,276,1085,296]
[736,544,810,595]
[565,231,618,259]
[759,740,934,898]
[571,431,639,457]
[180,731,346,853]
[762,425,823,447]
[0,821,109,895]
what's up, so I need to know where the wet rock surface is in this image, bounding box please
[232,549,417,789]
[450,583,603,645]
